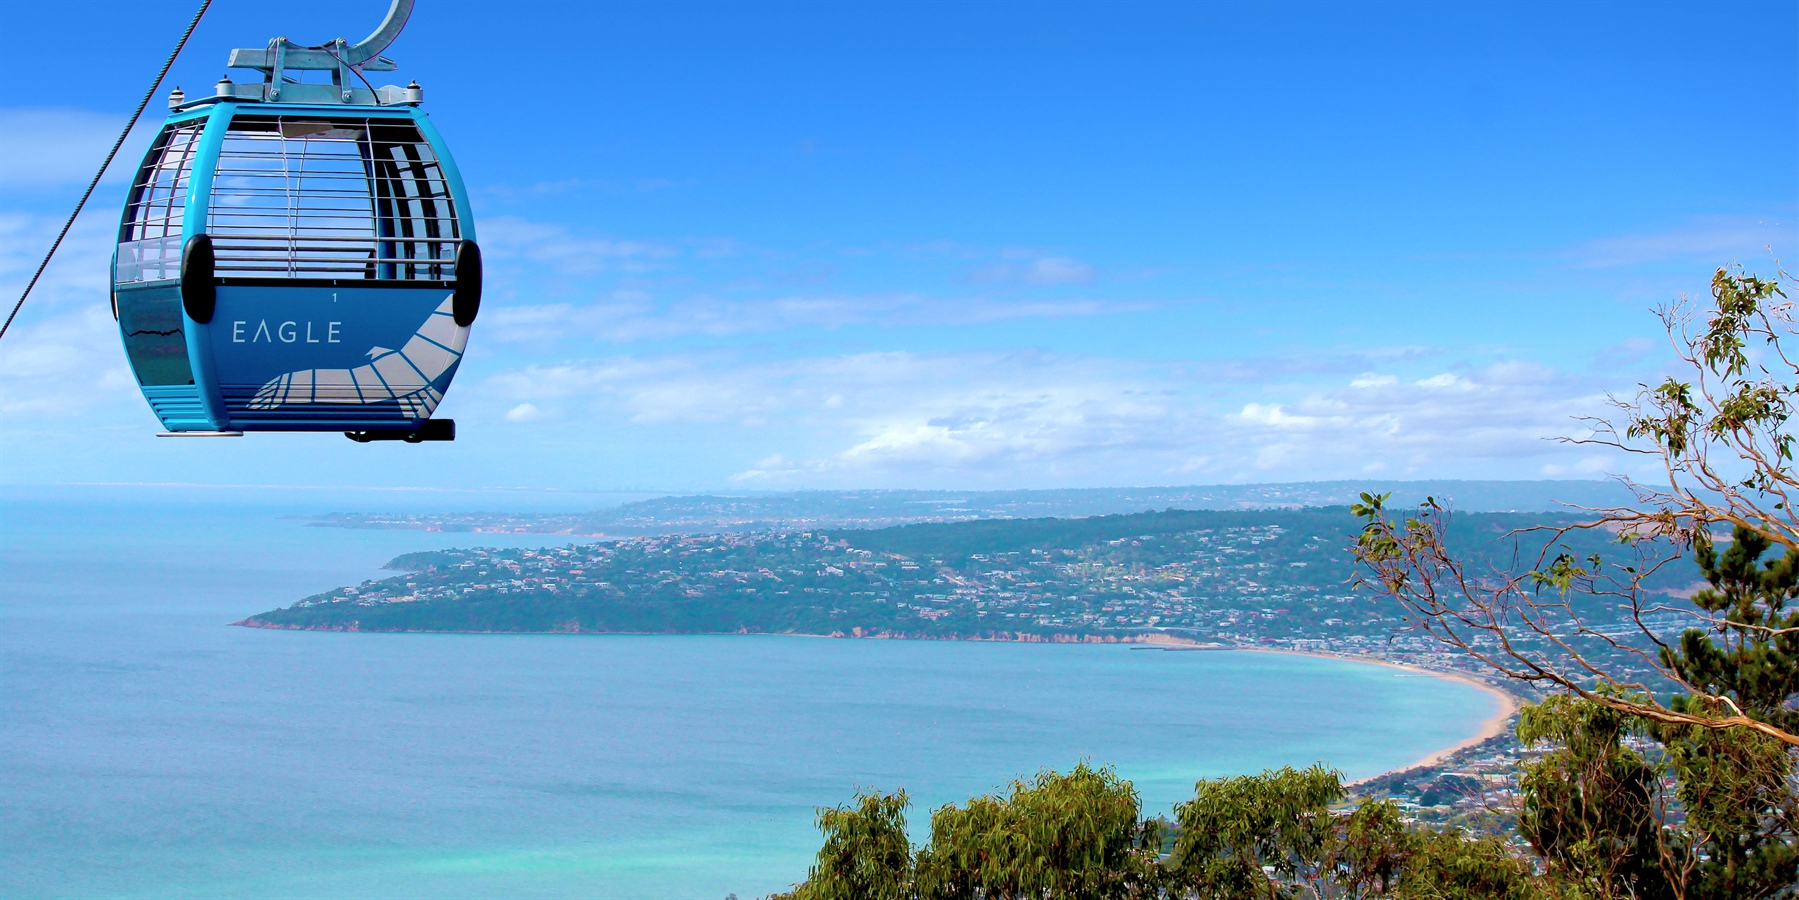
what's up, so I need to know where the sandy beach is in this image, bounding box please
[1229,646,1522,781]
[828,631,1526,781]
[990,631,1523,781]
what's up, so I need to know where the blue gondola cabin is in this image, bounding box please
[113,20,477,441]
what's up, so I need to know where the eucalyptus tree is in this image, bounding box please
[785,789,914,900]
[1351,266,1799,898]
[912,762,1163,899]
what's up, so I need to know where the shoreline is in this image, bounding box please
[232,620,1514,782]
[1230,645,1521,783]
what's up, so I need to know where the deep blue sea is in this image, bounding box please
[1,486,1500,899]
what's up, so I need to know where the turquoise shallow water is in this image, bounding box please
[1,487,1499,899]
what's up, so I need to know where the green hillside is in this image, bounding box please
[239,506,1695,646]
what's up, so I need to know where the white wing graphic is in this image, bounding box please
[248,295,467,419]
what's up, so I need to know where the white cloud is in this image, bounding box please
[1222,360,1606,476]
[467,346,1636,487]
[504,402,542,422]
[974,254,1097,286]
[0,209,136,420]
[0,304,140,417]
[1235,403,1318,427]
[1415,373,1469,389]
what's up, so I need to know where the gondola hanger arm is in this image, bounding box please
[342,0,414,70]
[220,0,419,105]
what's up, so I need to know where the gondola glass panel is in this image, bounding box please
[116,122,203,390]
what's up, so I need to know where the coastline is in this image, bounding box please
[233,618,1516,782]
[1232,645,1520,782]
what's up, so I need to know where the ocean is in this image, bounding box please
[1,486,1501,899]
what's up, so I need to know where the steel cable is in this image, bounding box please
[0,0,214,343]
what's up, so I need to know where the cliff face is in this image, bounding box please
[233,617,363,632]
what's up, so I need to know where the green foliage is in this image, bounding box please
[1349,266,1799,894]
[783,762,1656,900]
[1668,526,1799,735]
[1393,828,1545,900]
[1515,697,1672,900]
[785,790,914,900]
[1348,492,1393,520]
[1654,719,1799,900]
[780,764,1162,900]
[1647,524,1799,899]
[1354,505,1799,898]
[912,763,1161,899]
[1628,267,1793,475]
[1167,764,1346,898]
[1162,766,1524,900]
[1333,799,1412,899]
[1513,691,1799,900]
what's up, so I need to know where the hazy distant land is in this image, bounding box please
[305,480,1644,536]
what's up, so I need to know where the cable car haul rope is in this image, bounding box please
[0,0,214,344]
[7,0,479,443]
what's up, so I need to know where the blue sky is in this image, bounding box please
[0,0,1793,492]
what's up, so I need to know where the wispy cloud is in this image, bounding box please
[0,107,155,190]
[468,346,1637,487]
[973,254,1097,286]
[479,216,678,276]
[1568,216,1793,269]
[1191,346,1442,383]
[0,210,150,420]
[1221,360,1609,473]
[468,218,1159,346]
[477,177,689,200]
[0,303,140,417]
[482,292,1160,345]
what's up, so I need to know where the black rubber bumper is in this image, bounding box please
[344,419,455,443]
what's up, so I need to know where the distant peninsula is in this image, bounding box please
[237,507,1692,664]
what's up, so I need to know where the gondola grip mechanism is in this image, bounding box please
[220,0,415,107]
